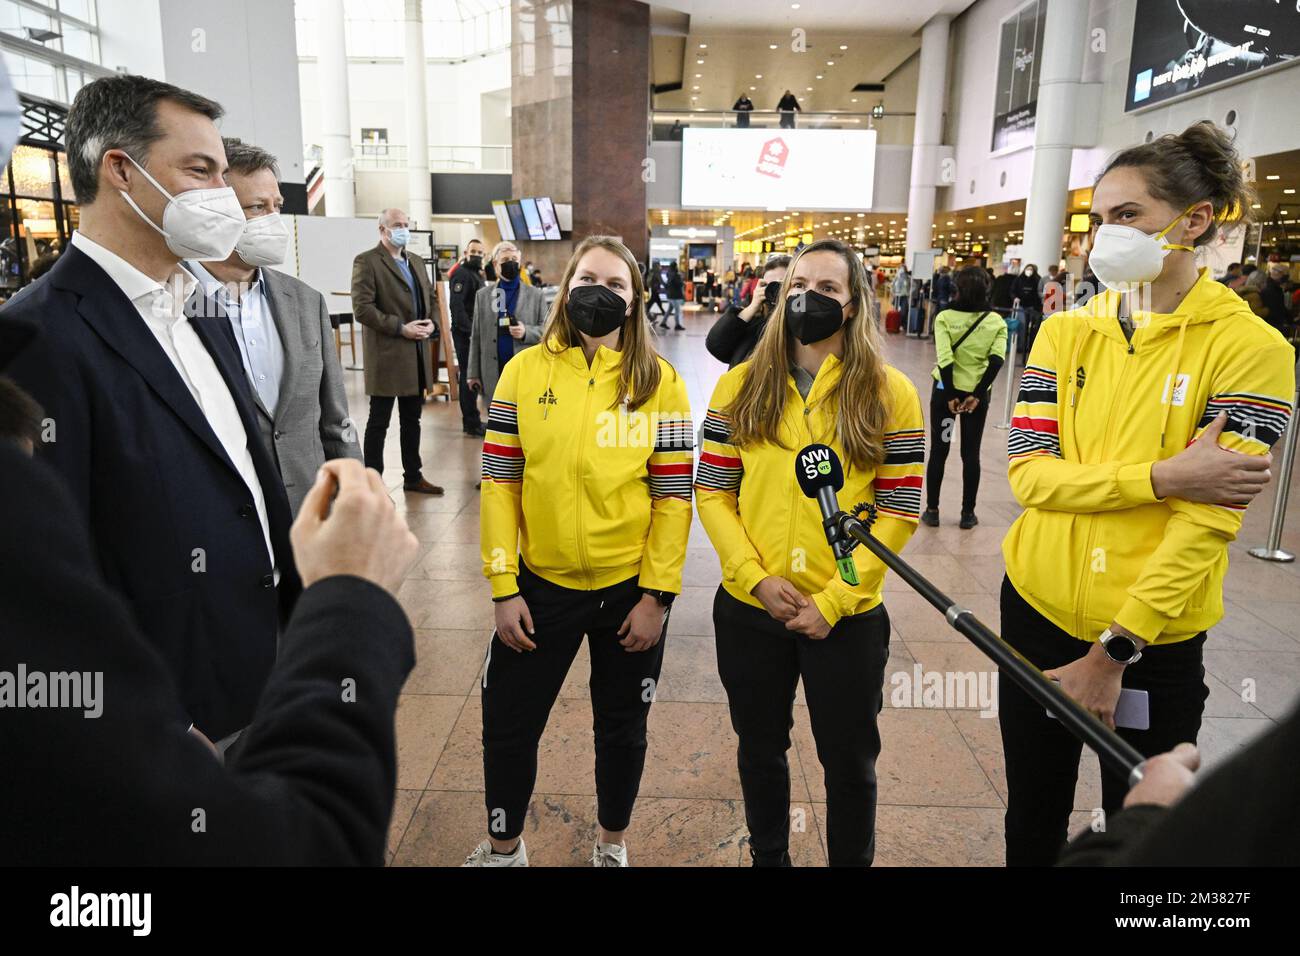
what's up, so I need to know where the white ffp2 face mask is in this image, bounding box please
[235,212,290,267]
[118,153,246,261]
[1087,203,1199,294]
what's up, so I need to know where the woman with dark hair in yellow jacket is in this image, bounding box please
[696,239,925,866]
[466,236,693,868]
[1000,122,1295,866]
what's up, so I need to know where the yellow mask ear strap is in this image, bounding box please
[1157,201,1206,252]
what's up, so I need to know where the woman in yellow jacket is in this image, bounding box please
[1000,121,1295,865]
[696,238,925,866]
[468,236,694,867]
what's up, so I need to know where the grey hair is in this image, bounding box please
[490,240,519,262]
[222,137,279,179]
[378,208,407,229]
[66,74,224,205]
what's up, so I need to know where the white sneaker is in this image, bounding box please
[591,840,628,867]
[462,838,529,867]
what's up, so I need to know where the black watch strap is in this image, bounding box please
[641,588,675,608]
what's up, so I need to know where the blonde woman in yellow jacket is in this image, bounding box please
[1000,122,1295,866]
[696,239,925,866]
[467,236,694,868]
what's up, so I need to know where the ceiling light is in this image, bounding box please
[815,74,823,80]
[697,58,704,64]
[966,218,974,223]
[988,215,997,220]
[827,61,834,66]
[1286,188,1297,194]
[769,43,778,50]
[1014,210,1022,216]
[749,86,756,90]
[699,43,707,48]
[756,74,763,79]
[806,86,813,91]
[694,73,701,78]
[1266,174,1280,180]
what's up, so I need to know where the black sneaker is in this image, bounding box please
[749,847,793,867]
[921,508,940,527]
[463,424,486,437]
[959,511,978,529]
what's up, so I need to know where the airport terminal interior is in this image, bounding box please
[2,0,1299,872]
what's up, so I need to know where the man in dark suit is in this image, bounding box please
[2,74,299,749]
[448,238,486,437]
[350,208,443,495]
[186,137,362,516]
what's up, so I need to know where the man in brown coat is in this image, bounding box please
[350,207,443,494]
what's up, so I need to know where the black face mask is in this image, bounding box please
[567,284,628,337]
[499,260,520,281]
[762,280,781,308]
[784,290,846,345]
[467,255,483,269]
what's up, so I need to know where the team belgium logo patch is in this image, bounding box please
[538,387,557,407]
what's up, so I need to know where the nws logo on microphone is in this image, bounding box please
[799,445,833,480]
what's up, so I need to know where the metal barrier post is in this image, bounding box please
[993,322,1019,431]
[1248,384,1299,563]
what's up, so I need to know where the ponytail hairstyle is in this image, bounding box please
[540,235,661,411]
[1096,120,1256,246]
[727,238,889,471]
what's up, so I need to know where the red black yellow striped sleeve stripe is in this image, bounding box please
[694,408,743,492]
[647,412,694,500]
[481,400,523,483]
[872,427,925,521]
[1008,365,1061,461]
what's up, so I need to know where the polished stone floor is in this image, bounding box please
[341,301,1300,866]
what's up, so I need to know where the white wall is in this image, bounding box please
[157,0,307,184]
[298,49,510,152]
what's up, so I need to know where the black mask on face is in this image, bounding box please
[762,280,781,308]
[567,284,628,337]
[467,254,483,269]
[784,290,846,345]
[499,260,520,281]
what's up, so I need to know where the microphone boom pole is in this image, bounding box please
[834,509,1146,786]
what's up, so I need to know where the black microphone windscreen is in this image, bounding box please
[794,443,844,497]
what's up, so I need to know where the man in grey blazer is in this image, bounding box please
[467,241,548,411]
[186,138,361,516]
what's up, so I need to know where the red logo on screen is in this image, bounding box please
[756,137,789,179]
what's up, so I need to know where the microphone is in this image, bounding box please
[794,443,859,586]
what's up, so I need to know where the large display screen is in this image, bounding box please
[519,198,546,240]
[491,200,515,241]
[680,128,877,210]
[1126,0,1300,112]
[505,201,529,242]
[991,0,1045,152]
[535,196,563,239]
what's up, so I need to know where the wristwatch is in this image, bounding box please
[1099,628,1143,666]
[641,588,676,609]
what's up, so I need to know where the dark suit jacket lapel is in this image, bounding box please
[262,271,300,425]
[55,246,240,477]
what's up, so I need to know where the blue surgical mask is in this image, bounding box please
[388,226,410,247]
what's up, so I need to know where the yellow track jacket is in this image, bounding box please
[1003,269,1295,645]
[695,356,925,627]
[480,341,694,598]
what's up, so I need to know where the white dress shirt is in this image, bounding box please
[70,231,277,573]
